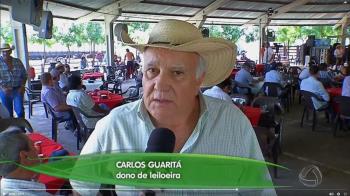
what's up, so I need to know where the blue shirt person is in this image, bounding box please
[0,43,27,117]
[300,66,330,110]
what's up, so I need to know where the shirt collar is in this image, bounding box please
[136,92,208,122]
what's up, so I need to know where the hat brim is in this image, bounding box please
[125,38,236,87]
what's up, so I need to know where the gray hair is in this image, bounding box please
[0,127,30,176]
[196,56,207,79]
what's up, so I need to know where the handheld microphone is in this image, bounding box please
[143,128,176,196]
[145,128,176,153]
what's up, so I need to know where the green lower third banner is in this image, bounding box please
[21,153,288,189]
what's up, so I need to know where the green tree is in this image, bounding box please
[245,27,259,43]
[85,22,105,65]
[30,26,58,73]
[0,22,13,44]
[56,23,87,63]
[221,26,244,43]
[276,26,340,45]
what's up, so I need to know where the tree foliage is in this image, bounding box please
[276,26,340,45]
[208,25,258,43]
[86,22,105,47]
[0,22,13,44]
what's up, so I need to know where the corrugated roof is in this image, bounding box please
[1,0,350,26]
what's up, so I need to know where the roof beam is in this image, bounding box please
[187,0,231,27]
[242,0,311,27]
[335,12,350,29]
[77,0,141,23]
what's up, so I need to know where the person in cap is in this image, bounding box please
[0,43,27,117]
[0,127,50,196]
[71,19,275,195]
[203,77,232,102]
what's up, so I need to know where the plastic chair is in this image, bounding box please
[299,90,330,132]
[25,87,44,118]
[0,118,33,133]
[333,96,350,136]
[70,106,105,149]
[122,86,142,103]
[251,96,284,178]
[261,82,290,112]
[43,102,74,142]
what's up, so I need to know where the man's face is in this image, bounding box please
[1,50,11,58]
[142,48,204,122]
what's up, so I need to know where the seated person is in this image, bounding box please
[341,66,350,97]
[50,68,66,95]
[299,67,310,80]
[300,66,330,110]
[318,63,334,87]
[0,127,51,196]
[265,62,286,86]
[235,63,262,94]
[59,64,72,91]
[66,75,109,129]
[41,73,76,131]
[203,77,232,102]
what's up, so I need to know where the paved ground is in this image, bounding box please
[24,88,350,196]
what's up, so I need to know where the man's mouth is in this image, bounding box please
[152,98,173,104]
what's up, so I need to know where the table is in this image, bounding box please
[28,133,67,194]
[327,87,342,97]
[83,80,103,91]
[327,88,342,113]
[89,90,124,109]
[241,106,262,127]
[82,72,104,80]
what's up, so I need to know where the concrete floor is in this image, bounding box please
[24,89,350,196]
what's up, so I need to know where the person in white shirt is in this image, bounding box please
[262,42,275,64]
[66,75,109,129]
[341,66,350,97]
[300,65,330,110]
[0,127,50,196]
[299,67,310,80]
[265,63,285,86]
[59,64,72,91]
[203,77,232,102]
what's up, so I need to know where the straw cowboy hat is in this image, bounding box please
[0,43,15,51]
[114,19,236,87]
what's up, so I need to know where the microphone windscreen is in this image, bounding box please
[145,128,175,153]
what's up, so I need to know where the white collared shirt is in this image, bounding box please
[300,76,330,109]
[70,94,276,196]
[265,70,285,86]
[66,89,103,129]
[1,178,50,196]
[203,86,232,102]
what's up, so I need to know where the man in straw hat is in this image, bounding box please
[0,43,27,118]
[71,20,276,195]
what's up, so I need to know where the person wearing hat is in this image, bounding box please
[0,43,27,118]
[71,20,275,195]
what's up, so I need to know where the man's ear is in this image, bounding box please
[196,72,206,86]
[19,151,29,164]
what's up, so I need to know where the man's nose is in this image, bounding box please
[154,71,170,91]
